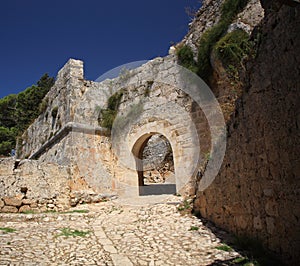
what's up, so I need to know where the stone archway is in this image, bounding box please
[110,113,200,198]
[131,133,176,196]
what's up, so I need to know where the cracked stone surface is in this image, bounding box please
[0,195,243,266]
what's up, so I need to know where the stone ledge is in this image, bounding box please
[28,122,109,160]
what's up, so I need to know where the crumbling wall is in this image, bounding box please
[194,1,300,264]
[0,158,70,212]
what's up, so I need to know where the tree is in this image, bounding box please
[0,73,55,156]
[0,127,17,155]
[0,94,17,128]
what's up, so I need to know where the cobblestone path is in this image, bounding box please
[0,195,243,265]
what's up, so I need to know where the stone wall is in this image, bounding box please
[18,59,85,159]
[17,56,213,198]
[194,1,300,264]
[0,158,70,212]
[179,0,264,57]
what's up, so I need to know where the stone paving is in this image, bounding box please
[0,195,243,266]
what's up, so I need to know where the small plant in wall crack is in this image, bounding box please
[216,244,233,252]
[98,89,124,130]
[177,199,193,213]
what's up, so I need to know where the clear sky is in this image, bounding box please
[0,0,200,98]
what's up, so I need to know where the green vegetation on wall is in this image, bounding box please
[177,0,250,82]
[197,21,229,80]
[98,90,124,130]
[197,0,249,81]
[214,29,252,70]
[0,73,54,156]
[176,45,198,73]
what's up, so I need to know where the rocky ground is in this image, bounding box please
[0,195,245,266]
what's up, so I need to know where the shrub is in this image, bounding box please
[196,0,250,81]
[189,226,199,231]
[0,127,17,155]
[216,244,233,252]
[197,21,228,80]
[214,29,252,68]
[221,0,249,22]
[0,141,14,156]
[107,90,123,110]
[177,45,198,73]
[99,90,124,130]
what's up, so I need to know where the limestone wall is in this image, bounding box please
[194,2,300,264]
[0,158,70,212]
[180,0,263,57]
[17,55,213,198]
[18,59,85,158]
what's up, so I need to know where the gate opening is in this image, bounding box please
[133,134,176,196]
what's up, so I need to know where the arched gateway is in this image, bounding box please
[18,58,219,199]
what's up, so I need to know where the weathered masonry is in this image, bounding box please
[14,57,214,203]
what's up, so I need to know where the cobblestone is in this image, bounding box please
[0,195,243,265]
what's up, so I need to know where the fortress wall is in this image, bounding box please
[16,56,210,199]
[18,59,85,159]
[194,2,300,263]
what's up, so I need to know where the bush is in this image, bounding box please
[197,21,228,80]
[0,141,14,156]
[107,90,123,111]
[196,0,250,81]
[214,29,252,68]
[0,127,17,155]
[221,0,249,22]
[99,90,124,130]
[177,45,198,73]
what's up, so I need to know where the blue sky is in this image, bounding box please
[0,0,200,98]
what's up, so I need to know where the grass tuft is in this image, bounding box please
[216,244,233,252]
[63,210,89,214]
[56,228,91,238]
[0,227,16,233]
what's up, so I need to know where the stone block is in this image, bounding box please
[1,206,18,213]
[19,205,32,213]
[30,203,38,208]
[0,158,14,176]
[22,199,36,205]
[3,196,22,207]
[0,199,4,208]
